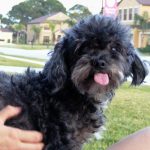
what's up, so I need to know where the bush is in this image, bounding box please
[139,45,150,54]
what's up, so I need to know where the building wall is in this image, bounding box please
[139,5,150,15]
[138,30,150,48]
[38,23,52,44]
[118,0,150,48]
[133,29,150,48]
[27,12,70,44]
[27,23,51,44]
[27,24,35,43]
[137,5,150,48]
[118,0,140,25]
[133,28,140,48]
[27,22,69,44]
[48,12,70,21]
[0,31,13,44]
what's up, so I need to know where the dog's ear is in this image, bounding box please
[43,38,67,93]
[131,53,147,85]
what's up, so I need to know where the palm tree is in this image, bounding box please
[65,18,76,27]
[0,14,2,28]
[12,24,25,44]
[31,25,41,44]
[47,21,56,44]
[134,11,150,47]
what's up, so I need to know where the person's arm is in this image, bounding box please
[0,105,44,150]
[107,127,150,150]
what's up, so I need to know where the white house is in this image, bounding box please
[0,28,13,44]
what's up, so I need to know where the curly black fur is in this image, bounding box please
[0,15,147,150]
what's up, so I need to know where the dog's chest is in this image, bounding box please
[47,90,114,149]
[66,93,113,145]
[59,104,105,148]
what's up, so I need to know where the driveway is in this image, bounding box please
[0,54,45,65]
[0,66,42,73]
[0,47,51,59]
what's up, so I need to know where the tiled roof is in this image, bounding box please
[28,12,69,24]
[118,0,150,6]
[29,13,57,24]
[137,0,150,5]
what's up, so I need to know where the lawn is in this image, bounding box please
[83,83,150,150]
[0,56,43,68]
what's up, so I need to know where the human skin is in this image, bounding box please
[0,105,44,150]
[108,127,150,150]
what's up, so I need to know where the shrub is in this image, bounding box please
[139,45,150,54]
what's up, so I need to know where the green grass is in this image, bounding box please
[83,83,150,150]
[0,44,54,50]
[0,56,43,68]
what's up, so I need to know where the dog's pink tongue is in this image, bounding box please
[94,73,109,86]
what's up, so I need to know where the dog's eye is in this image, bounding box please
[112,48,117,52]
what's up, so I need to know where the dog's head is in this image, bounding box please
[44,15,147,96]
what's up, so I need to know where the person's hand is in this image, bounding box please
[0,105,44,150]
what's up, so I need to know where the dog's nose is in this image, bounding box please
[98,60,107,69]
[92,59,107,69]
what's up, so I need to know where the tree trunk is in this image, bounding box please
[16,32,19,44]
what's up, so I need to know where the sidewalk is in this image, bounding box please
[0,66,42,73]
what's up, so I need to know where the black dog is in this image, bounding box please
[0,15,147,150]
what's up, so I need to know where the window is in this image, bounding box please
[134,8,139,15]
[7,39,10,43]
[43,36,50,44]
[129,8,133,20]
[119,9,122,20]
[133,8,139,20]
[44,26,49,30]
[124,9,127,20]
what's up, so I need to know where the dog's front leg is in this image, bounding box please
[44,144,70,150]
[43,130,70,150]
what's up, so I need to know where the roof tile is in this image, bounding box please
[137,0,150,5]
